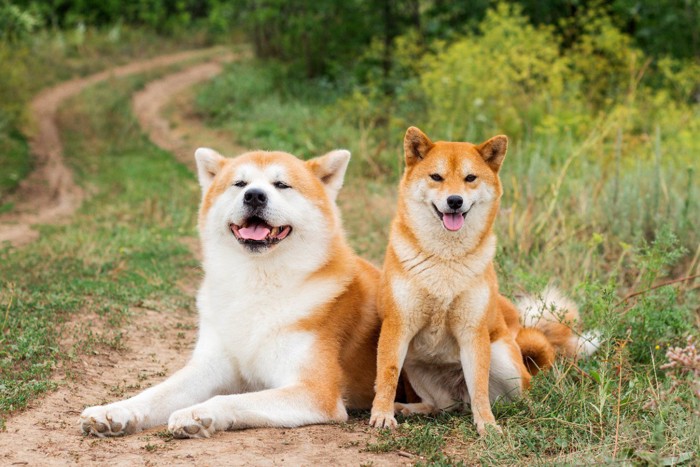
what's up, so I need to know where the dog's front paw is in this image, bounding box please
[80,404,142,437]
[476,421,503,437]
[168,406,217,439]
[369,409,397,429]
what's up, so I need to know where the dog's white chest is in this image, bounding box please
[414,262,471,302]
[197,275,341,389]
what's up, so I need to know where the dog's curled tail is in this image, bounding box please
[516,286,600,374]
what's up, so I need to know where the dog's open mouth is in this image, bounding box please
[432,204,470,232]
[230,216,292,248]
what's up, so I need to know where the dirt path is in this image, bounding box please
[0,302,404,466]
[133,56,248,168]
[0,53,410,465]
[132,54,245,170]
[0,47,225,248]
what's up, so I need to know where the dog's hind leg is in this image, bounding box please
[398,363,463,415]
[488,338,530,403]
[81,339,239,437]
[168,383,346,438]
[394,402,437,416]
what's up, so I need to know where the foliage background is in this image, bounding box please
[0,0,698,463]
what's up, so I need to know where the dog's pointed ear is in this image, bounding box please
[306,149,351,201]
[404,126,433,167]
[477,135,508,173]
[195,147,225,191]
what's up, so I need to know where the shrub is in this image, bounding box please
[419,3,575,141]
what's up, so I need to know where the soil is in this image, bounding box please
[0,51,412,465]
[0,304,406,466]
[132,52,246,170]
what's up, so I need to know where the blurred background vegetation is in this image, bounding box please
[0,1,698,459]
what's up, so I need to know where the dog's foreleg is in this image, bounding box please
[369,313,415,429]
[456,326,501,436]
[168,384,345,438]
[80,348,236,437]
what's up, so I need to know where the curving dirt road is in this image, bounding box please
[132,54,243,170]
[0,51,410,465]
[0,47,225,248]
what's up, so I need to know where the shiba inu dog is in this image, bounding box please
[81,148,381,438]
[369,127,598,435]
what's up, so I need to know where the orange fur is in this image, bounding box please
[370,127,591,435]
[206,150,382,417]
[81,147,383,438]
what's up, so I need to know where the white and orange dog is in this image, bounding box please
[81,148,380,438]
[369,127,598,435]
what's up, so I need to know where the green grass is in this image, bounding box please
[0,26,213,201]
[0,71,200,422]
[0,129,30,210]
[194,59,700,463]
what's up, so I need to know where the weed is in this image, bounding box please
[155,429,174,441]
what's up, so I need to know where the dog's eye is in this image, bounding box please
[429,174,444,182]
[273,181,291,189]
[234,181,247,188]
[465,174,477,183]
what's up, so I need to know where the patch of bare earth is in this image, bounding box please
[0,303,403,465]
[0,54,410,465]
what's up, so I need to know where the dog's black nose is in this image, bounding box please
[447,195,463,210]
[244,188,268,208]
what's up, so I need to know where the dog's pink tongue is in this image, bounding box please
[238,224,270,241]
[443,213,464,231]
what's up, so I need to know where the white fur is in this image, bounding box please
[517,286,601,358]
[316,149,351,201]
[517,286,579,328]
[488,340,523,402]
[403,166,498,259]
[194,147,223,191]
[80,151,351,438]
[574,331,602,357]
[391,229,496,305]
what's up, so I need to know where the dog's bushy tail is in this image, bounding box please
[516,327,555,376]
[516,286,600,374]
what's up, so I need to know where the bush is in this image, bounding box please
[420,3,574,141]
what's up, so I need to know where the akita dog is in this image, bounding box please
[81,148,380,438]
[369,127,598,434]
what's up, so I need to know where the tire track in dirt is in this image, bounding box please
[0,54,410,466]
[132,54,245,171]
[0,47,225,248]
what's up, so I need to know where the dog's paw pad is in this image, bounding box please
[169,409,217,439]
[80,405,141,437]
